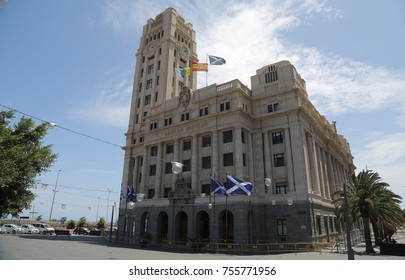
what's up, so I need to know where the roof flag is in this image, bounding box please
[192,62,208,72]
[208,55,226,65]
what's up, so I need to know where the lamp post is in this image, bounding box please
[127,201,135,241]
[343,182,355,260]
[49,169,61,221]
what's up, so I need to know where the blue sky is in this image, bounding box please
[1,0,404,222]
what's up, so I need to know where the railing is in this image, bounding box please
[103,233,332,254]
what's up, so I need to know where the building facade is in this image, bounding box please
[118,8,355,245]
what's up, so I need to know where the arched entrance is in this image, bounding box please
[175,211,188,241]
[156,211,168,242]
[195,210,209,239]
[218,210,234,243]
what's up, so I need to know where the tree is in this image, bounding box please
[0,111,57,218]
[97,217,106,228]
[78,217,87,227]
[333,170,403,253]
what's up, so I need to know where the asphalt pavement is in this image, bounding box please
[1,230,405,260]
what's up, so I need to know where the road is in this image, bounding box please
[1,233,405,260]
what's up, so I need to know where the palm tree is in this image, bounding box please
[333,170,403,254]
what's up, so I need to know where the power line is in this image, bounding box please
[40,182,119,194]
[0,103,123,148]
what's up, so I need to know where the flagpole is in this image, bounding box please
[206,54,208,87]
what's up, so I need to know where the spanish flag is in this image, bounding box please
[192,62,208,72]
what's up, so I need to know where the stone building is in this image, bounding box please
[117,7,355,245]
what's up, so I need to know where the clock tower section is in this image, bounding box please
[127,8,197,133]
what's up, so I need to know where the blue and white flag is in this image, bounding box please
[210,177,227,195]
[226,175,253,196]
[208,55,226,65]
[127,185,136,202]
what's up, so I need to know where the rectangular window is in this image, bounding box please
[201,184,210,195]
[199,106,209,116]
[274,184,288,194]
[147,189,155,199]
[268,103,279,113]
[182,159,191,172]
[146,79,153,89]
[220,101,231,112]
[155,92,158,102]
[272,131,284,144]
[164,187,171,198]
[181,112,189,121]
[202,135,211,147]
[164,117,172,126]
[147,64,154,74]
[150,146,158,157]
[274,153,285,167]
[265,65,278,83]
[223,130,233,143]
[316,216,322,235]
[149,165,156,176]
[202,156,211,169]
[243,153,246,167]
[138,83,142,92]
[144,95,151,106]
[165,162,172,174]
[276,219,287,236]
[166,144,174,154]
[149,121,157,130]
[241,131,246,144]
[223,152,233,167]
[183,140,191,151]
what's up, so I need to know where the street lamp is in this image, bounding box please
[171,161,184,174]
[343,182,355,260]
[49,169,61,221]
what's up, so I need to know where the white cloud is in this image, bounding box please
[68,71,133,128]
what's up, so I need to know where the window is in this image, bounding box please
[274,153,285,167]
[181,112,189,121]
[241,131,246,144]
[165,162,172,174]
[164,187,171,198]
[223,152,233,167]
[220,101,231,112]
[164,117,172,126]
[138,83,142,92]
[149,121,157,130]
[183,140,191,151]
[276,219,287,236]
[150,146,158,156]
[202,135,211,147]
[149,165,156,176]
[140,68,144,77]
[274,184,287,194]
[139,137,144,143]
[147,64,154,74]
[316,216,322,235]
[182,159,190,172]
[201,184,210,195]
[147,189,155,199]
[144,95,151,106]
[155,92,158,102]
[243,153,246,167]
[265,65,278,83]
[146,79,153,90]
[199,106,209,116]
[272,131,284,144]
[268,103,279,113]
[223,130,233,143]
[202,156,211,169]
[166,144,174,154]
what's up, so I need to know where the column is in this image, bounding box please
[155,142,163,198]
[191,134,198,193]
[140,146,148,194]
[234,127,243,177]
[212,131,219,178]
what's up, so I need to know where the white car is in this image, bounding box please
[0,227,6,234]
[2,224,22,234]
[32,223,55,235]
[21,224,40,234]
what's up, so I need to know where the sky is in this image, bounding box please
[1,0,404,222]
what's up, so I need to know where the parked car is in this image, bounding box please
[0,226,6,234]
[73,227,90,235]
[32,223,55,235]
[21,224,40,234]
[1,224,22,234]
[89,228,101,236]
